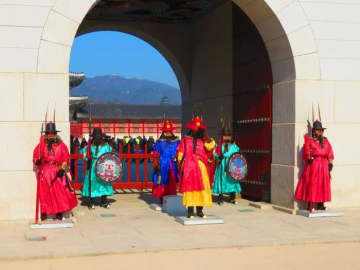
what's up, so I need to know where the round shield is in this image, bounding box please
[95,152,123,183]
[227,153,248,181]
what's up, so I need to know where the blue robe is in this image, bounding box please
[82,144,114,198]
[212,143,242,194]
[152,138,180,186]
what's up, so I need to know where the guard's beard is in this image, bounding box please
[160,133,176,141]
[197,129,205,139]
[47,140,55,151]
[316,134,324,148]
[224,141,231,152]
[166,135,176,141]
[94,139,101,146]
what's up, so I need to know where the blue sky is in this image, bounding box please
[69,31,179,88]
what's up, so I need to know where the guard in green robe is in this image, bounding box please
[82,128,114,209]
[212,127,242,204]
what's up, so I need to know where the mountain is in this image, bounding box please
[70,75,181,105]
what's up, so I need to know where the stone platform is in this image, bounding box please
[30,219,74,229]
[296,210,344,218]
[176,215,224,226]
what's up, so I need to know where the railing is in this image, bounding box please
[70,144,157,191]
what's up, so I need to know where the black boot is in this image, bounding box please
[160,197,163,206]
[229,192,237,204]
[187,207,195,218]
[56,212,63,220]
[41,213,47,221]
[88,198,95,209]
[101,196,110,209]
[196,206,205,218]
[316,202,326,211]
[217,194,224,205]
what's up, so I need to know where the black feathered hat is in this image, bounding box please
[45,122,60,134]
[312,120,326,131]
[91,127,104,139]
[220,118,232,136]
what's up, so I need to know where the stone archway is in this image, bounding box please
[0,0,330,220]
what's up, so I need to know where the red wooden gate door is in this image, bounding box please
[232,4,272,201]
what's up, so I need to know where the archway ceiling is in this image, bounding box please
[88,0,227,23]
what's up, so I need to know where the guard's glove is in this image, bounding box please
[307,158,313,165]
[153,166,160,175]
[56,169,65,178]
[35,159,42,165]
[153,158,159,169]
[328,163,333,172]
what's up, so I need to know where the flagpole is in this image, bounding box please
[86,103,93,208]
[35,123,44,224]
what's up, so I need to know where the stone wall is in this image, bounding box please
[0,0,96,220]
[188,1,233,136]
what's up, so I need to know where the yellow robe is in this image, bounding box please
[178,139,215,207]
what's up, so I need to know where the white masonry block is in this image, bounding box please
[162,195,186,216]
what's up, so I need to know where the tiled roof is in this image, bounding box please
[76,104,182,120]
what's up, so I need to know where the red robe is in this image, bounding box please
[295,136,334,203]
[177,136,212,193]
[33,141,77,214]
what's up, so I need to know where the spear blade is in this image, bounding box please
[312,103,315,123]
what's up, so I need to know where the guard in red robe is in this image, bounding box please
[177,117,215,218]
[33,122,77,220]
[295,121,334,210]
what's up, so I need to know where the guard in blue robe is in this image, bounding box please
[152,121,180,205]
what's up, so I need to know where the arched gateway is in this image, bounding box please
[0,0,359,220]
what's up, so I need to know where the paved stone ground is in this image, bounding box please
[1,191,360,268]
[1,242,360,270]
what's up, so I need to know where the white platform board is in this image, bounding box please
[100,213,116,218]
[30,219,73,229]
[296,210,344,218]
[163,195,186,216]
[150,203,162,211]
[176,215,224,226]
[238,209,255,213]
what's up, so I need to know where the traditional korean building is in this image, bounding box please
[71,103,182,139]
[69,72,85,88]
[69,72,88,117]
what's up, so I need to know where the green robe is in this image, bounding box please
[212,143,242,195]
[82,144,114,198]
